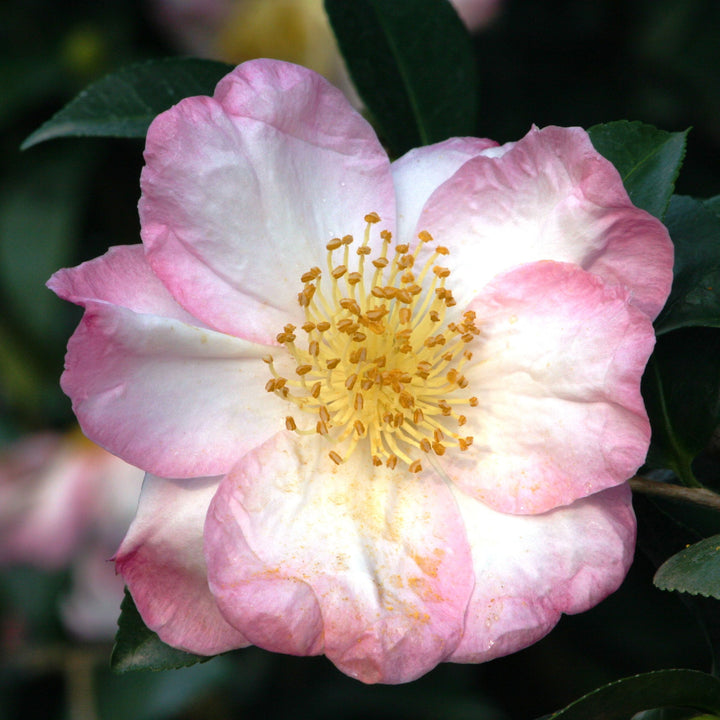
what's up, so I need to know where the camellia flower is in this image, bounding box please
[0,430,143,639]
[48,60,673,683]
[150,0,502,105]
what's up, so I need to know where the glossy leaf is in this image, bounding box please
[588,121,687,220]
[643,327,720,485]
[546,669,720,720]
[325,0,477,157]
[22,58,233,149]
[655,196,720,335]
[655,534,720,599]
[111,589,211,672]
[706,195,720,218]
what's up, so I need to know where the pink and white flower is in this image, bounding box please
[0,430,143,639]
[49,59,672,683]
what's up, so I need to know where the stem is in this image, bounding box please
[630,475,720,511]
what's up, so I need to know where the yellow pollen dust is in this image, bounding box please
[264,213,478,473]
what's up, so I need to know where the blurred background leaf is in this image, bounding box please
[325,0,477,157]
[642,328,720,486]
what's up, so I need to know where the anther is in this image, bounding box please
[285,416,297,431]
[432,442,446,456]
[301,267,321,283]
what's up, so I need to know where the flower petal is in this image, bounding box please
[115,473,250,655]
[418,125,673,318]
[444,261,654,514]
[48,244,202,325]
[448,483,635,663]
[140,59,395,342]
[58,297,286,478]
[391,137,498,243]
[205,431,474,684]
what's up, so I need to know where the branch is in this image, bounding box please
[630,476,720,512]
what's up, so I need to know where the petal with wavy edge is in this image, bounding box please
[140,59,395,343]
[418,125,673,318]
[116,473,249,655]
[391,137,498,243]
[48,244,206,326]
[61,300,288,478]
[448,483,635,662]
[205,431,474,684]
[442,261,653,514]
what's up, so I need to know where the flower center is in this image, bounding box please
[264,213,478,473]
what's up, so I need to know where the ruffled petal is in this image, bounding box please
[205,431,474,684]
[418,125,673,317]
[140,59,395,342]
[48,245,203,325]
[448,483,635,662]
[391,137,498,243]
[115,473,250,655]
[443,261,653,514]
[59,296,287,478]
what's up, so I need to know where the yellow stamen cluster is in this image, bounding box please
[264,212,479,473]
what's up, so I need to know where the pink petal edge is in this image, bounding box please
[205,431,474,684]
[115,473,250,655]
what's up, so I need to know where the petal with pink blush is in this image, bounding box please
[443,261,654,514]
[418,125,673,317]
[140,59,395,342]
[116,474,250,655]
[448,483,635,663]
[62,301,287,478]
[391,137,498,243]
[205,431,474,684]
[48,244,205,326]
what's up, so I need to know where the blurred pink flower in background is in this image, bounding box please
[150,0,502,102]
[0,431,143,639]
[49,59,672,682]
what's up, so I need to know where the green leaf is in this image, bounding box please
[0,144,95,343]
[111,588,212,672]
[22,58,233,149]
[546,669,720,720]
[643,327,720,485]
[655,534,720,599]
[587,121,687,219]
[325,0,477,157]
[655,196,720,335]
[706,196,720,219]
